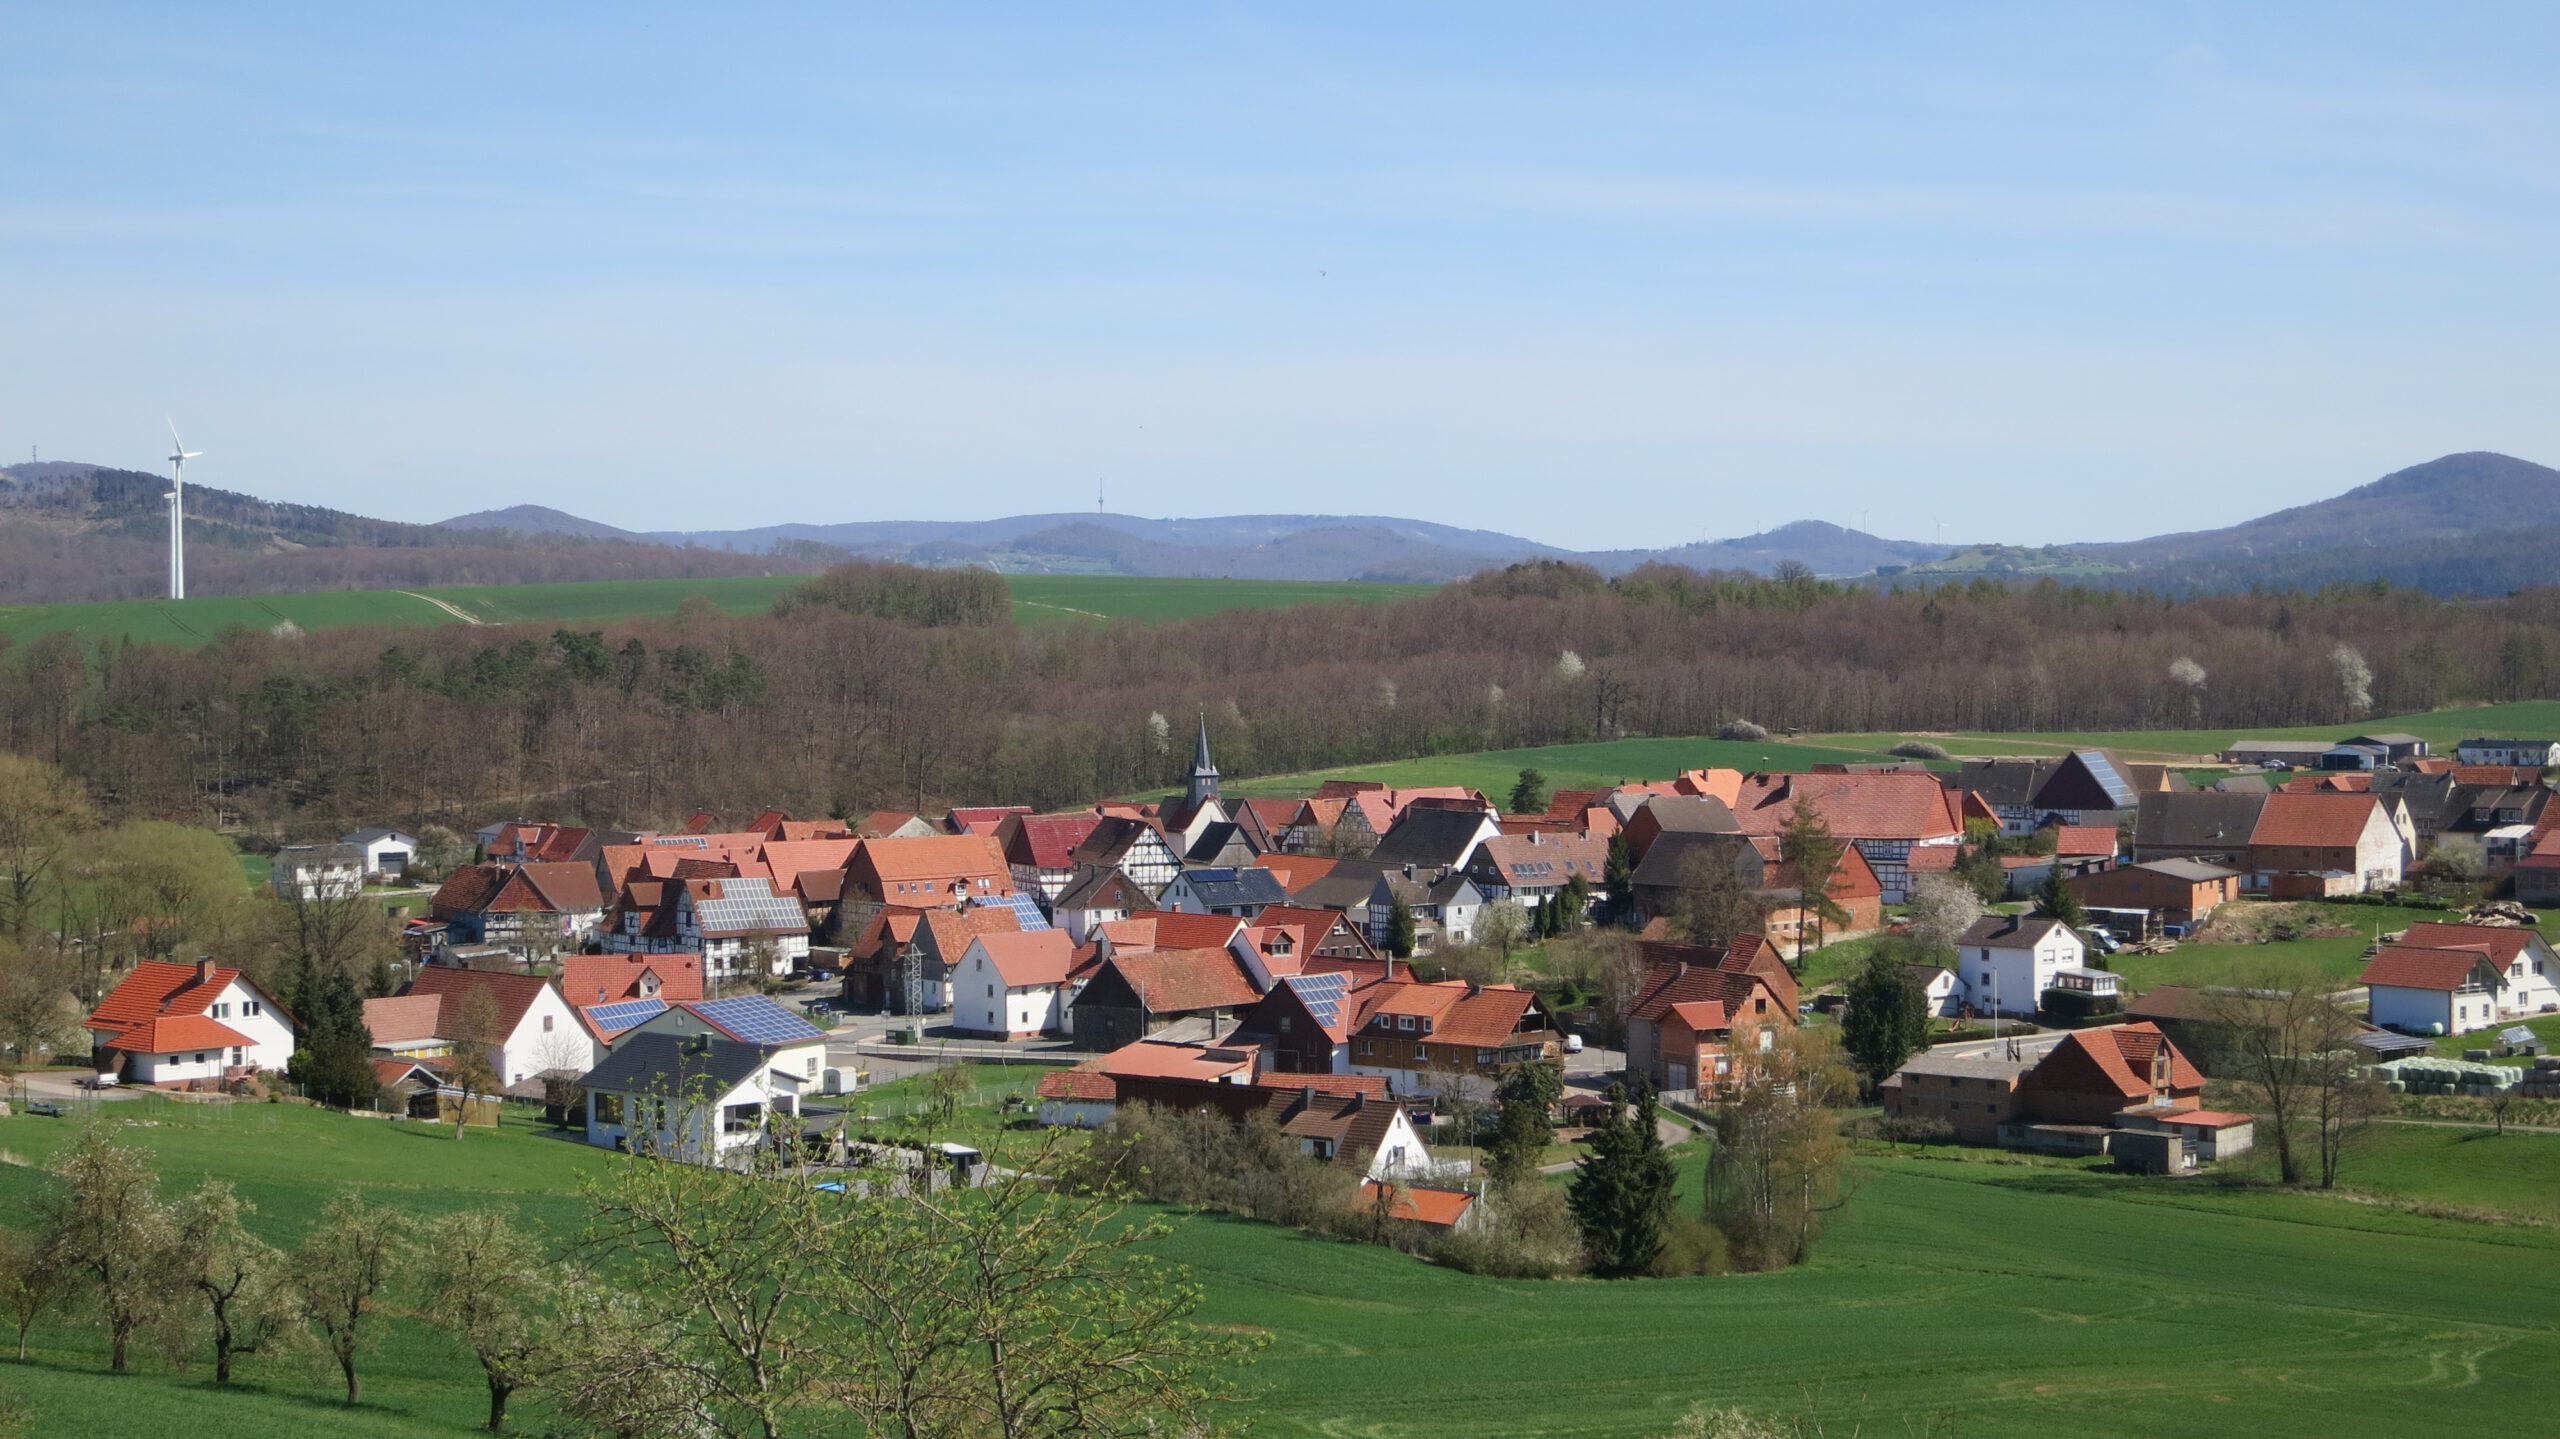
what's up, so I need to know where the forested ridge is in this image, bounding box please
[5,560,2556,836]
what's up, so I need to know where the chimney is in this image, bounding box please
[1299,1084,1316,1109]
[1466,982,1482,998]
[1402,864,1415,879]
[195,956,217,986]
[1346,1090,1363,1112]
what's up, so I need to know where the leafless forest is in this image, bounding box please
[5,561,2554,836]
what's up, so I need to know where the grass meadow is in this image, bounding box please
[1812,699,2560,763]
[5,1092,2560,1437]
[1216,735,1919,800]
[0,573,1436,651]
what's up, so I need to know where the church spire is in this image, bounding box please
[1188,711,1219,805]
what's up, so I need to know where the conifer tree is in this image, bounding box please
[2031,865,2088,928]
[1567,1084,1676,1277]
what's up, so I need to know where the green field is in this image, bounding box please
[1814,700,2560,763]
[0,574,1437,650]
[1218,736,1918,800]
[6,1092,2559,1436]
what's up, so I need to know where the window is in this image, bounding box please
[211,1002,230,1019]
[1278,1016,1292,1032]
[245,1001,262,1017]
[230,1047,243,1064]
[194,1052,208,1063]
[1358,1040,1373,1055]
[1415,1045,1430,1061]
[542,1015,554,1032]
[594,1093,624,1125]
[1398,1015,1415,1031]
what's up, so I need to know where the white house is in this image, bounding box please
[400,968,594,1087]
[2362,923,2560,1035]
[271,843,367,900]
[616,996,830,1092]
[951,930,1077,1039]
[2456,738,2560,768]
[1955,915,2107,1019]
[1905,964,1963,1019]
[579,1032,810,1164]
[342,828,421,878]
[84,959,298,1086]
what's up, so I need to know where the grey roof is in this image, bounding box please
[580,1032,780,1096]
[2351,733,2425,746]
[1175,866,1290,910]
[2135,791,2268,850]
[1367,808,1491,868]
[2225,739,2334,756]
[2460,738,2560,749]
[1055,866,1149,911]
[1893,1050,2035,1082]
[1958,913,2075,949]
[1071,816,1170,868]
[1631,831,1748,889]
[1637,795,1742,835]
[2213,774,2270,793]
[277,843,367,867]
[1292,861,1387,913]
[688,877,807,937]
[342,828,416,845]
[2128,858,2241,882]
[1182,821,1255,865]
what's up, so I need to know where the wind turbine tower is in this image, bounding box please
[165,421,201,600]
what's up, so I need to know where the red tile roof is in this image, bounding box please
[1002,814,1104,870]
[1357,1181,1475,1228]
[2051,826,2119,857]
[1350,979,1545,1049]
[1103,950,1262,1013]
[1731,772,1962,842]
[973,930,1077,988]
[1036,1066,1119,1102]
[2361,944,2499,992]
[362,994,447,1044]
[2395,922,2536,965]
[106,1014,251,1054]
[1108,910,1248,953]
[86,959,245,1033]
[556,953,705,1007]
[2030,1022,2203,1102]
[2249,793,2381,848]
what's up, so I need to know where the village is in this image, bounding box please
[50,721,2560,1249]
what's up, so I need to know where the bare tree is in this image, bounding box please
[0,1226,69,1361]
[2201,963,2384,1188]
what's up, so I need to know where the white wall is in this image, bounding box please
[206,979,298,1069]
[127,1047,236,1084]
[1956,932,2085,1018]
[500,987,597,1086]
[952,950,1060,1037]
[2369,983,2464,1034]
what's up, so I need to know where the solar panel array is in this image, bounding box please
[687,995,826,1045]
[1285,971,1351,1030]
[2077,751,2141,809]
[691,877,808,936]
[584,998,667,1033]
[979,892,1052,931]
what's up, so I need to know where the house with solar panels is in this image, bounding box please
[611,995,832,1091]
[1947,751,2145,838]
[606,875,810,981]
[1157,865,1291,920]
[578,1031,816,1165]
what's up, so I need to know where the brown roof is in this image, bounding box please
[362,994,447,1044]
[2361,944,2500,992]
[404,967,552,1037]
[2395,922,2537,965]
[1349,978,1544,1049]
[1101,950,1261,1013]
[1001,813,1105,870]
[2026,1022,2203,1102]
[854,834,1011,887]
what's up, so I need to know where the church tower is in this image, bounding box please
[1187,712,1220,807]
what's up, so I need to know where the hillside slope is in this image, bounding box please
[2096,452,2560,565]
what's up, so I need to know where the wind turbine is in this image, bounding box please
[166,420,201,600]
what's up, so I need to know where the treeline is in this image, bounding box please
[7,559,2560,834]
[770,559,1012,627]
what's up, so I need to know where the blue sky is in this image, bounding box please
[5,4,2555,549]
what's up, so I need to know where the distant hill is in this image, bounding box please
[440,504,653,543]
[0,466,797,604]
[2091,452,2560,566]
[1642,520,1950,577]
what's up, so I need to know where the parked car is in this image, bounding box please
[1563,1033,1585,1054]
[77,1072,120,1090]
